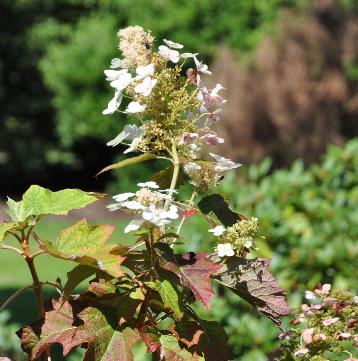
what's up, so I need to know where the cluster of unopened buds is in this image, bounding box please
[274,284,358,360]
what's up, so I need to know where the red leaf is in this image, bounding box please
[179,209,198,219]
[157,244,222,309]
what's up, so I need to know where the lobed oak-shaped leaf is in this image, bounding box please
[17,300,86,360]
[22,185,102,217]
[198,194,245,227]
[76,307,140,361]
[18,301,141,361]
[63,265,97,299]
[0,222,16,242]
[97,153,157,176]
[40,219,126,277]
[156,244,222,309]
[215,257,291,325]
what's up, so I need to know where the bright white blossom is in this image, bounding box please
[134,76,157,96]
[158,45,180,63]
[181,52,198,59]
[135,63,155,80]
[108,71,132,90]
[137,181,160,189]
[106,124,145,152]
[209,225,226,236]
[125,101,146,113]
[102,90,123,115]
[217,243,235,257]
[163,39,183,49]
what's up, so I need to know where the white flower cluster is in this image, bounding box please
[107,181,179,233]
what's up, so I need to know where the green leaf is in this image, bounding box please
[63,265,97,299]
[22,185,102,217]
[6,198,32,223]
[214,257,291,325]
[0,222,16,242]
[198,194,244,227]
[97,153,157,176]
[40,219,126,277]
[158,280,183,319]
[159,334,197,361]
[77,307,140,361]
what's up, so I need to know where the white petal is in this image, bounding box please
[113,192,134,202]
[104,69,128,80]
[121,200,144,210]
[136,64,155,80]
[102,91,123,115]
[181,52,199,58]
[208,225,226,236]
[163,39,184,49]
[124,219,144,233]
[106,203,121,212]
[125,101,146,113]
[110,58,128,69]
[158,45,180,63]
[106,124,140,147]
[217,243,234,258]
[110,72,132,90]
[137,181,159,189]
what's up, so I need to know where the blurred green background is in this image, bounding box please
[0,0,357,360]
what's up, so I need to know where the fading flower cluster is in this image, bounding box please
[270,285,358,361]
[209,217,260,258]
[107,181,179,233]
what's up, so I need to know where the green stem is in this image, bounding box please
[164,143,180,211]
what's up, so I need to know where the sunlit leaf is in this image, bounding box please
[158,280,183,319]
[159,334,197,361]
[0,222,16,242]
[6,198,32,223]
[22,185,102,217]
[40,219,126,277]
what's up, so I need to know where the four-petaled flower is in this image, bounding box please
[217,243,235,257]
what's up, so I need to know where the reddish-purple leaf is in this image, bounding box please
[157,245,222,309]
[215,257,291,325]
[17,300,86,360]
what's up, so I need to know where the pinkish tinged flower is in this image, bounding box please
[178,132,198,145]
[323,317,339,326]
[338,332,352,339]
[313,333,326,342]
[208,109,224,123]
[194,56,212,75]
[201,133,224,146]
[315,283,331,295]
[344,359,358,361]
[158,45,180,63]
[199,83,227,109]
[187,68,200,85]
[304,290,316,300]
[294,348,309,357]
[302,328,314,344]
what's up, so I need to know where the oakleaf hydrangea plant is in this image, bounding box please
[0,26,293,360]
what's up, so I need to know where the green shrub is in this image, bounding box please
[180,139,358,359]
